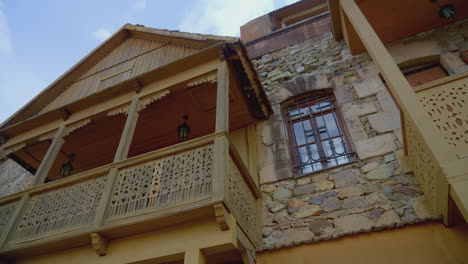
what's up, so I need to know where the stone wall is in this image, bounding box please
[253,30,446,249]
[0,159,34,197]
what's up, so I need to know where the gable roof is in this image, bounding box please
[1,24,238,128]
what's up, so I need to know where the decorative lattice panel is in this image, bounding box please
[0,201,17,238]
[107,145,213,219]
[405,117,439,214]
[225,157,261,246]
[418,80,468,153]
[10,176,107,242]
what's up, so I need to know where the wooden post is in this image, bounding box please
[212,61,230,199]
[93,168,119,228]
[0,195,29,247]
[113,98,140,162]
[33,125,66,186]
[184,248,207,264]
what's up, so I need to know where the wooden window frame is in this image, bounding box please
[282,90,356,177]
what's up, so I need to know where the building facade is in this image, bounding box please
[0,0,468,263]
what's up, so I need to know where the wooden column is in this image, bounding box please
[340,0,457,222]
[0,195,29,247]
[94,98,140,228]
[33,125,66,186]
[184,248,207,264]
[212,61,230,199]
[113,98,140,162]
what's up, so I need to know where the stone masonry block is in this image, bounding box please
[352,76,385,99]
[368,111,401,133]
[355,133,397,160]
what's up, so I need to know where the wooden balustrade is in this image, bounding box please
[0,132,261,254]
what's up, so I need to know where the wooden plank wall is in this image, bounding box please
[40,37,201,113]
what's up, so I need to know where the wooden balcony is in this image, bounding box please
[335,0,468,224]
[0,132,261,258]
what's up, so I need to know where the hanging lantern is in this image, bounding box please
[177,115,191,141]
[431,0,456,19]
[61,154,75,177]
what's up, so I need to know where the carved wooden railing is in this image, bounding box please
[0,132,261,253]
[403,72,468,214]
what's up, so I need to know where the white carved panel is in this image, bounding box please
[225,157,261,246]
[107,145,213,219]
[9,176,107,242]
[0,202,17,238]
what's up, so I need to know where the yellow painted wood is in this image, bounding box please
[33,125,66,186]
[215,61,229,133]
[113,98,140,162]
[184,248,207,264]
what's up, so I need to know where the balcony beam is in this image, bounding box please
[33,125,66,186]
[184,248,207,264]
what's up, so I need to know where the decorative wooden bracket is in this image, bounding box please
[133,79,142,94]
[214,203,230,231]
[91,233,109,256]
[0,133,9,146]
[60,108,71,121]
[187,74,217,88]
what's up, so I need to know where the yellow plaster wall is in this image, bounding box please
[258,221,468,264]
[230,127,248,165]
[15,218,236,264]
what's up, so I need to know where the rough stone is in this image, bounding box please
[338,186,364,199]
[394,186,420,197]
[293,205,323,218]
[315,180,335,192]
[377,90,399,113]
[355,133,397,160]
[273,211,289,223]
[309,196,324,205]
[342,197,368,209]
[366,192,388,205]
[311,172,330,183]
[412,196,433,219]
[270,204,285,213]
[263,227,273,237]
[395,149,412,173]
[324,191,339,198]
[361,162,378,173]
[366,163,393,180]
[368,111,401,133]
[273,187,292,200]
[376,210,400,227]
[352,76,384,99]
[382,186,394,196]
[334,214,374,233]
[367,208,385,220]
[384,153,396,163]
[334,84,354,104]
[361,184,379,194]
[281,228,315,244]
[331,169,360,188]
[308,220,333,235]
[341,101,378,119]
[296,176,311,186]
[288,198,305,208]
[293,184,316,196]
[323,197,341,212]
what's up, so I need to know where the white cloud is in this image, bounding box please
[92,27,112,41]
[132,0,147,12]
[0,0,13,56]
[179,0,298,37]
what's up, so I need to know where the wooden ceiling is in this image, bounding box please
[343,0,468,54]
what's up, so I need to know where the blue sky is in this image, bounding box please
[0,0,295,124]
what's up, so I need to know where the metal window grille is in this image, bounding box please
[284,93,355,176]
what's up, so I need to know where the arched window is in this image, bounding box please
[282,90,355,176]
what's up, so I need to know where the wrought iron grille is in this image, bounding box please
[284,93,355,176]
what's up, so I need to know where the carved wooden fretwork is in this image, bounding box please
[9,176,107,242]
[214,203,230,231]
[0,202,17,238]
[64,118,92,137]
[187,74,217,87]
[4,143,26,156]
[91,233,109,256]
[405,116,438,214]
[138,90,171,112]
[107,103,132,117]
[38,132,55,142]
[418,81,468,151]
[225,157,260,246]
[107,145,213,219]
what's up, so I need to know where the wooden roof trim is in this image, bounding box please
[1,24,238,129]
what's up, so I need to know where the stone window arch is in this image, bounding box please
[281,89,356,176]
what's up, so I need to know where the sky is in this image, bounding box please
[0,0,296,124]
